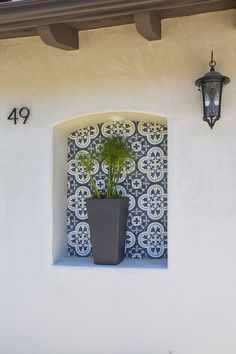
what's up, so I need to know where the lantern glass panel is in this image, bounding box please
[202,81,223,119]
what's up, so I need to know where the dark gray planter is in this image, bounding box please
[86,198,129,265]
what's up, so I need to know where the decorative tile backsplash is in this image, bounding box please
[67,120,168,259]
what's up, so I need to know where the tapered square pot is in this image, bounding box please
[86,198,129,265]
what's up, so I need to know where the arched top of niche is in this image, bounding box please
[54,110,167,135]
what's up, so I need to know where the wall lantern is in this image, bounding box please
[195,51,230,129]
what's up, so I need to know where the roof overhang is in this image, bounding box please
[0,0,235,50]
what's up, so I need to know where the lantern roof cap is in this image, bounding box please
[195,70,230,87]
[195,51,230,87]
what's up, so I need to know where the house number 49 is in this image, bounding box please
[7,107,30,124]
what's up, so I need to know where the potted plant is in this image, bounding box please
[77,136,133,265]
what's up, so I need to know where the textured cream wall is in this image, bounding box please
[0,9,236,354]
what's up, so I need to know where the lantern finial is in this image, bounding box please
[209,50,216,72]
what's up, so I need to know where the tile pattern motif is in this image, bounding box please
[67,121,168,259]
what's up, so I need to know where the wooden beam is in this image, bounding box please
[37,24,79,51]
[134,11,161,40]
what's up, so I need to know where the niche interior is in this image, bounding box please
[66,116,168,261]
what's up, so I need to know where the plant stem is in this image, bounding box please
[107,165,113,198]
[89,173,101,198]
[113,164,123,196]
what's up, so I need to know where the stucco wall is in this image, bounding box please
[0,9,236,354]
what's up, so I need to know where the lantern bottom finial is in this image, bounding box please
[203,116,220,129]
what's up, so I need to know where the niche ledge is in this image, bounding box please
[54,256,167,269]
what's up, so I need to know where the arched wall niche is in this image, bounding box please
[53,110,168,267]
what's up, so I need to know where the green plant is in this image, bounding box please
[76,136,133,198]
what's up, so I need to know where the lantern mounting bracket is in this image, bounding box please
[209,50,216,72]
